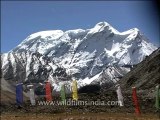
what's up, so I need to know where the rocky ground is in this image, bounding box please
[1,112,159,120]
[1,87,159,119]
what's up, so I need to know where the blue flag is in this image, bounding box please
[16,83,23,106]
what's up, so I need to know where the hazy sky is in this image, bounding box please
[1,1,159,52]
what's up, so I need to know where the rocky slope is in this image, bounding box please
[118,47,160,98]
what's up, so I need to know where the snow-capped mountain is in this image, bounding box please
[1,22,157,91]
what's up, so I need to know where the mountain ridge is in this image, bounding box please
[1,21,157,91]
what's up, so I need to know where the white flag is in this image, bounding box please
[29,88,36,105]
[116,86,124,106]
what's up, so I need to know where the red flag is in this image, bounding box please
[45,82,52,101]
[132,87,141,115]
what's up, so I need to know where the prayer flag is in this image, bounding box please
[72,80,78,100]
[16,83,23,106]
[28,85,36,105]
[60,84,66,102]
[116,85,124,106]
[45,81,52,101]
[132,87,141,115]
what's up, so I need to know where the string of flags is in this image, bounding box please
[16,81,160,115]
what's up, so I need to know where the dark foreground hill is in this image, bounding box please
[118,47,160,98]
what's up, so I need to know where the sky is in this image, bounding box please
[1,1,160,53]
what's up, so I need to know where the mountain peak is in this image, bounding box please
[95,21,110,27]
[88,21,119,34]
[132,28,140,31]
[28,30,64,40]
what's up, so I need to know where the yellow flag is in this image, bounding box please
[72,80,78,100]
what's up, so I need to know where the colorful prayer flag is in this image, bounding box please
[72,80,78,100]
[16,83,23,106]
[132,87,141,115]
[116,85,124,106]
[45,81,52,101]
[28,85,36,105]
[60,84,66,102]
